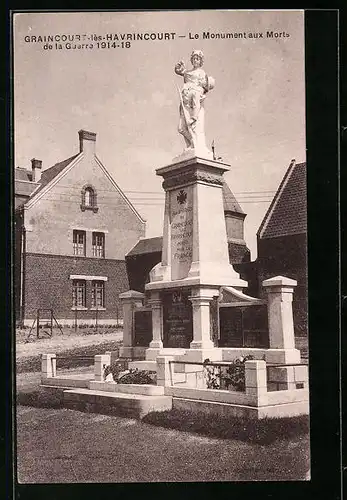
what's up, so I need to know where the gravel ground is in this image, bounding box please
[16,330,123,359]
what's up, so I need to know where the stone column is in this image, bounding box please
[148,291,163,349]
[189,287,217,349]
[119,290,145,357]
[262,276,301,364]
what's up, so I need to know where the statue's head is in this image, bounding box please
[191,49,204,67]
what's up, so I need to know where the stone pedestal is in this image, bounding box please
[119,290,145,358]
[145,156,247,361]
[262,276,301,365]
[147,156,247,289]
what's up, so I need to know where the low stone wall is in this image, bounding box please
[41,375,91,389]
[172,397,309,419]
[165,386,254,406]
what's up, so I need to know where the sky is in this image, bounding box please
[13,10,306,259]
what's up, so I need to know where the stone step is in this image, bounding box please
[63,388,172,419]
[145,348,187,361]
[41,375,92,389]
[128,360,157,371]
[89,381,165,395]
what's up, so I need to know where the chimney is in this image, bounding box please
[78,129,96,156]
[31,158,42,182]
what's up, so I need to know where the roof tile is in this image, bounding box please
[31,154,79,198]
[127,236,163,256]
[261,162,306,239]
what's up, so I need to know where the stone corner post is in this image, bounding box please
[156,355,175,386]
[245,359,267,405]
[262,276,297,350]
[94,353,111,382]
[41,353,56,378]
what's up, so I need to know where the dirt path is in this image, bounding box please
[16,331,123,359]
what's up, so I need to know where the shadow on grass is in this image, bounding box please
[17,389,64,409]
[17,389,310,447]
[142,409,310,445]
[16,340,122,373]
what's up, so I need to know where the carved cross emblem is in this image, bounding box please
[177,190,187,205]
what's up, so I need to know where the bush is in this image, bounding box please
[104,360,129,380]
[104,361,156,385]
[118,369,156,385]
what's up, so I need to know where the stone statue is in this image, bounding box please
[175,50,215,158]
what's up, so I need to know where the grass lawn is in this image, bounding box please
[16,405,310,482]
[15,332,310,482]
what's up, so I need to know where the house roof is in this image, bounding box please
[19,147,145,224]
[30,154,79,198]
[222,181,245,215]
[258,161,307,239]
[15,168,39,203]
[15,180,38,198]
[15,167,33,182]
[127,236,163,257]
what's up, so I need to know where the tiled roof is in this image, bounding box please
[15,167,33,182]
[222,181,245,215]
[31,154,79,198]
[127,236,163,256]
[15,180,39,198]
[15,168,39,202]
[258,161,307,239]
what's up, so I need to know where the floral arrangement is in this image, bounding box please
[203,355,254,392]
[103,361,156,385]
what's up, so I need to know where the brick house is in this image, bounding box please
[125,180,251,292]
[256,159,307,336]
[15,130,146,325]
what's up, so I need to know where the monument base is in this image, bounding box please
[119,347,147,360]
[146,274,247,292]
[172,147,213,163]
[145,347,223,364]
[265,348,301,364]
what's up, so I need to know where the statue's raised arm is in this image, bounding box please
[175,60,186,76]
[174,50,215,160]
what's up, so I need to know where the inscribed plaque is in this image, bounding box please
[170,186,193,280]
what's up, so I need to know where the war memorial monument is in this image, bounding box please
[41,50,309,421]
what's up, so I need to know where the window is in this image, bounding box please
[72,280,86,307]
[81,185,98,212]
[92,232,105,258]
[73,230,86,256]
[91,281,105,308]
